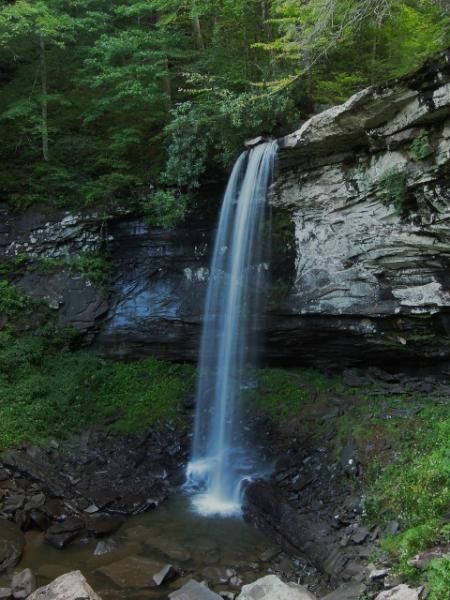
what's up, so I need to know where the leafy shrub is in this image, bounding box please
[0,280,32,318]
[163,82,295,190]
[142,190,188,229]
[0,331,44,380]
[363,403,450,576]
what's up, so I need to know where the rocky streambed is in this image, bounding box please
[0,420,316,599]
[0,368,445,599]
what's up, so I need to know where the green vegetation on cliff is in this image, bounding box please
[0,1,449,216]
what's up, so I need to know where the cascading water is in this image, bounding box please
[186,141,277,517]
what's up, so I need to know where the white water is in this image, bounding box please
[187,141,277,516]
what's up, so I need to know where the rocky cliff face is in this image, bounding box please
[268,50,450,369]
[0,203,214,358]
[95,216,211,360]
[3,51,450,369]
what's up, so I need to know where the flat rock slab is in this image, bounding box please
[237,575,317,600]
[375,585,423,600]
[408,544,450,569]
[96,556,165,589]
[0,518,25,574]
[322,582,366,600]
[27,571,101,600]
[169,580,222,599]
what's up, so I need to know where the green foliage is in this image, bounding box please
[428,557,450,600]
[0,0,449,214]
[378,168,407,210]
[381,523,443,576]
[262,0,450,103]
[0,331,45,380]
[250,367,335,419]
[142,190,188,229]
[249,367,450,592]
[356,400,450,578]
[0,255,29,277]
[163,85,294,190]
[0,331,195,450]
[410,129,434,161]
[0,280,32,318]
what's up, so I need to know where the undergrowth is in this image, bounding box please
[250,367,336,419]
[0,331,195,451]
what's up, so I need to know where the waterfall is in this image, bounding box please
[186,141,277,516]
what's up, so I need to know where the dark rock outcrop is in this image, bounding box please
[95,217,211,361]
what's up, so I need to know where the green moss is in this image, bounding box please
[0,332,195,450]
[410,129,434,161]
[378,168,407,210]
[252,369,310,418]
[249,367,339,420]
[37,253,109,286]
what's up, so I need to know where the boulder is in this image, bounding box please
[0,519,25,574]
[375,585,423,600]
[408,544,450,569]
[11,569,36,599]
[44,518,83,549]
[237,575,317,600]
[27,571,101,600]
[169,580,222,599]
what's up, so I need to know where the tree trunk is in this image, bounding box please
[162,56,172,106]
[192,14,204,49]
[39,35,49,162]
[155,11,172,107]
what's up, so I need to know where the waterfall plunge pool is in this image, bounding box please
[7,495,282,599]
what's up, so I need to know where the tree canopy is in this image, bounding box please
[0,0,449,217]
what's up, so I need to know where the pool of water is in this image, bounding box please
[9,496,277,598]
